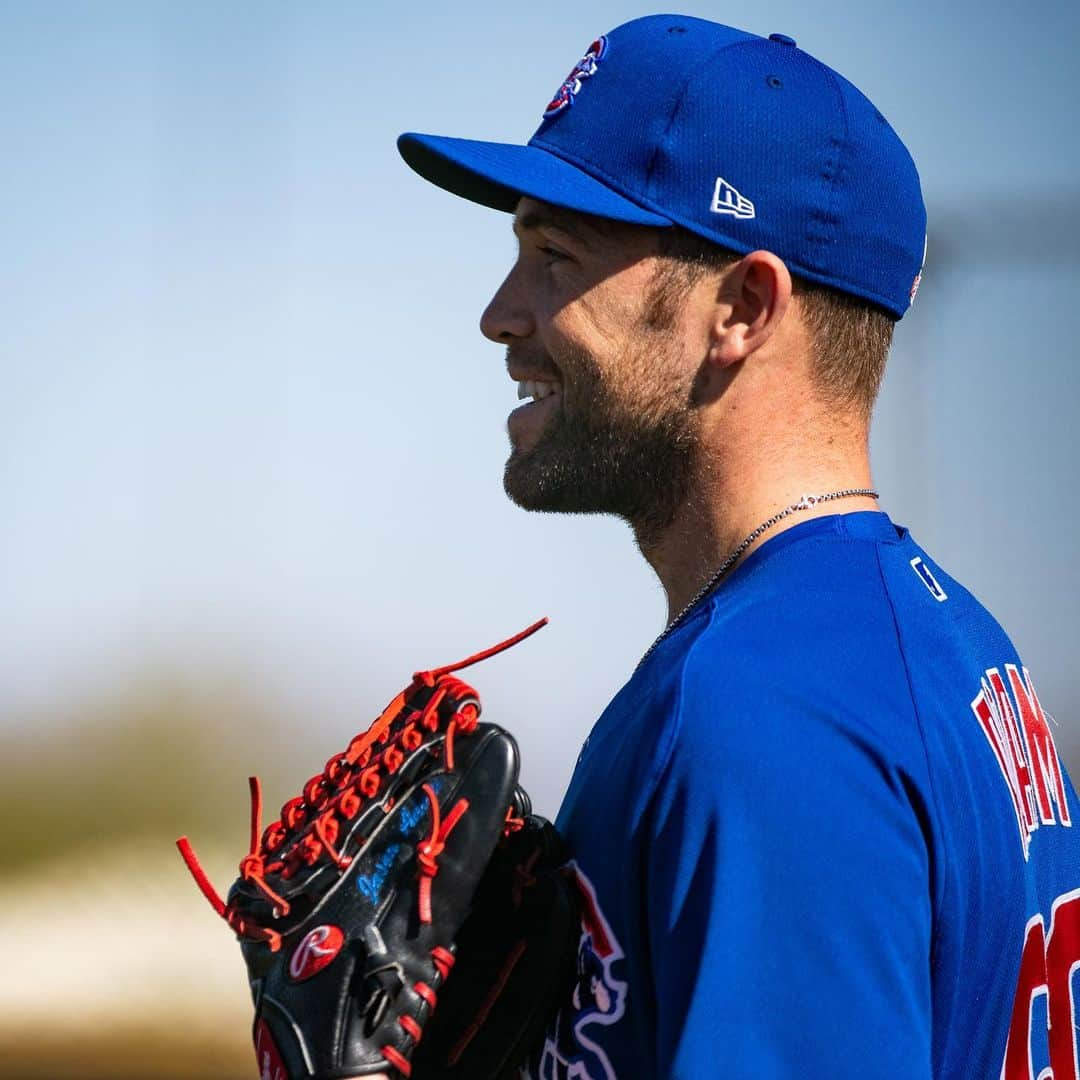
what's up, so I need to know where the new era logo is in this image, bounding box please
[710,176,755,220]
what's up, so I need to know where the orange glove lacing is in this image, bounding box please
[176,618,545,952]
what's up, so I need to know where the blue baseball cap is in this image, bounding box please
[398,14,926,319]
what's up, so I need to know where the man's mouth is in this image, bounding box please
[516,379,561,403]
[507,376,562,449]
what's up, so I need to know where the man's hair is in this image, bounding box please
[653,227,896,419]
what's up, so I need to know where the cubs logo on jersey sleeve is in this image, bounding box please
[526,863,628,1080]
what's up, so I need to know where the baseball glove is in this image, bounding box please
[177,620,579,1080]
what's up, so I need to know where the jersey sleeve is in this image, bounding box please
[643,651,934,1078]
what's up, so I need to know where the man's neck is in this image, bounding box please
[637,453,878,626]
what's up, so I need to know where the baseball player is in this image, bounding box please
[398,14,1080,1080]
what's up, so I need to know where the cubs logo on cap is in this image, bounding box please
[544,37,608,119]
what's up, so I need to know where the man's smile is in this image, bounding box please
[507,375,562,450]
[505,354,564,449]
[516,379,560,403]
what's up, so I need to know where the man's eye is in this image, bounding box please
[537,244,569,262]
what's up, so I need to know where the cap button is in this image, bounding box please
[769,33,797,46]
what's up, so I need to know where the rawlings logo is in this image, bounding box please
[544,37,608,119]
[288,924,344,982]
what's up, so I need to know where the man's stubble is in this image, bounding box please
[502,297,703,552]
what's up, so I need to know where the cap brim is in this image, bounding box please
[398,132,671,227]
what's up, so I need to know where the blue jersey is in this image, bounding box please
[525,511,1080,1079]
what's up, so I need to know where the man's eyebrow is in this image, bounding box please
[513,208,594,250]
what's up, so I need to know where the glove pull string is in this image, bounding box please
[176,776,291,926]
[175,836,227,918]
[175,774,267,918]
[419,617,547,682]
[247,775,263,855]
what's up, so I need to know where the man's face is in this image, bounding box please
[479,198,704,546]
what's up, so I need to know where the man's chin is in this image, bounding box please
[502,451,549,511]
[502,436,695,543]
[503,450,578,513]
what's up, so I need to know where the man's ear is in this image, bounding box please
[709,250,793,367]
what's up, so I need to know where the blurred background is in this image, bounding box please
[3,1,1078,1076]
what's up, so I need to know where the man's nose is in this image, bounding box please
[480,268,534,343]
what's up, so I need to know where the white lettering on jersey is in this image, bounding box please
[972,664,1070,860]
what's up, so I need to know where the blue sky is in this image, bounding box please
[3,1,1078,812]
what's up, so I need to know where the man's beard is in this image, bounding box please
[503,338,701,549]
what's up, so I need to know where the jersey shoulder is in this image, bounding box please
[645,511,925,775]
